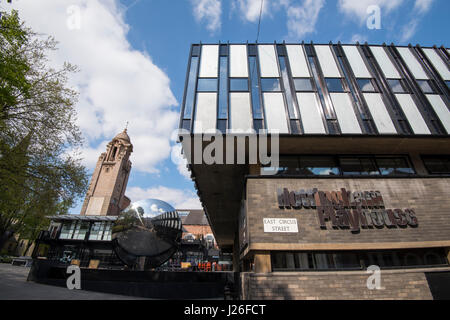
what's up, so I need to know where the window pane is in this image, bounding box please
[279,56,298,119]
[299,156,339,175]
[261,78,281,92]
[325,78,345,92]
[197,78,218,92]
[417,80,435,94]
[340,157,379,175]
[422,156,450,174]
[218,57,228,119]
[376,157,414,175]
[274,157,299,175]
[230,78,249,91]
[388,79,406,93]
[357,79,376,92]
[446,81,450,89]
[294,78,314,91]
[183,56,199,119]
[249,56,263,119]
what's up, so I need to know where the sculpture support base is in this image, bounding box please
[28,259,238,300]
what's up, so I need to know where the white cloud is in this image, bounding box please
[190,0,222,33]
[10,0,178,174]
[399,0,434,42]
[283,0,325,40]
[233,0,271,23]
[338,0,404,23]
[233,0,324,40]
[127,186,202,209]
[413,0,434,14]
[350,33,368,43]
[171,143,191,180]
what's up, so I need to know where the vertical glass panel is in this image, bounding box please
[314,45,341,78]
[363,93,397,134]
[395,94,431,134]
[397,47,429,80]
[193,92,217,133]
[424,94,450,133]
[218,56,228,119]
[307,55,331,120]
[230,78,249,91]
[191,45,200,56]
[263,92,289,133]
[296,92,326,134]
[260,78,281,92]
[423,48,450,81]
[342,45,372,78]
[183,56,199,119]
[197,78,218,92]
[199,45,219,77]
[294,78,314,91]
[286,45,310,77]
[278,56,298,119]
[258,45,280,77]
[249,56,263,119]
[370,46,401,79]
[329,93,362,134]
[229,92,253,132]
[230,45,248,77]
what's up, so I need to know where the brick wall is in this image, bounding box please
[240,268,450,300]
[245,178,450,247]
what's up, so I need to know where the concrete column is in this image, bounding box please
[409,153,428,175]
[254,251,272,273]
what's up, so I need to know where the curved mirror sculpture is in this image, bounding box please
[112,199,182,269]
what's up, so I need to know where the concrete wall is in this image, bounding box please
[240,268,450,300]
[244,177,450,251]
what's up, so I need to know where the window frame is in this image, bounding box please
[356,78,378,93]
[196,77,218,92]
[324,77,346,93]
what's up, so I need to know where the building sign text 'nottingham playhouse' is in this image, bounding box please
[277,188,418,233]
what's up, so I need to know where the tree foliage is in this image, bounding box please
[0,10,88,248]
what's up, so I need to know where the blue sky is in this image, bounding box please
[5,0,449,213]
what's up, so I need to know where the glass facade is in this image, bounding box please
[262,155,415,176]
[181,43,450,136]
[272,248,449,271]
[422,155,450,174]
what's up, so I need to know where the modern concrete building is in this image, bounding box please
[178,42,450,299]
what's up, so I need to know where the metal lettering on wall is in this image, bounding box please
[277,188,418,233]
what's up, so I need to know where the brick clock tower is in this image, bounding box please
[80,129,133,216]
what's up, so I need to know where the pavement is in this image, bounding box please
[0,263,146,300]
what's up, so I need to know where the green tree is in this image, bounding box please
[0,10,88,249]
